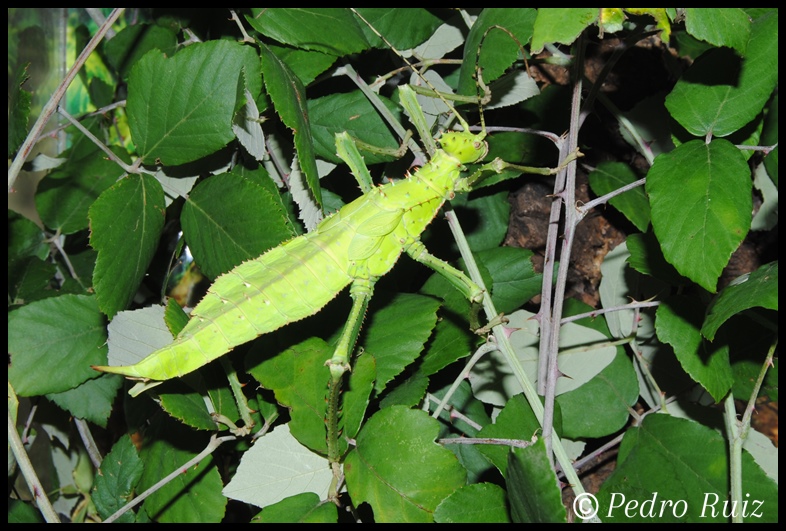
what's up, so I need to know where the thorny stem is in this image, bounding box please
[538,34,586,463]
[8,412,60,523]
[445,209,586,499]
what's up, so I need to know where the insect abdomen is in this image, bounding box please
[97,228,355,380]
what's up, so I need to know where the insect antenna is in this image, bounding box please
[350,9,477,138]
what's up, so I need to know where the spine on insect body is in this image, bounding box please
[93,142,482,381]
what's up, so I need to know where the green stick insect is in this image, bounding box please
[93,12,573,394]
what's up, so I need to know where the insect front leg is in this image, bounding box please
[406,240,484,304]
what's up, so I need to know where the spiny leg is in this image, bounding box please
[325,277,374,503]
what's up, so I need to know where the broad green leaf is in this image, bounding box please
[353,8,442,51]
[656,295,733,402]
[597,414,779,522]
[344,406,466,523]
[625,232,689,287]
[8,500,44,524]
[222,423,332,509]
[588,162,650,232]
[8,211,48,262]
[248,8,369,55]
[530,8,598,55]
[507,439,567,523]
[477,246,542,314]
[103,23,178,81]
[252,492,337,523]
[252,337,333,455]
[309,91,402,166]
[8,256,57,306]
[259,42,322,207]
[362,292,441,394]
[9,294,107,396]
[89,174,166,319]
[458,8,538,96]
[35,143,127,235]
[127,40,260,166]
[268,44,338,87]
[475,394,544,476]
[666,12,778,137]
[453,190,510,252]
[555,351,639,439]
[139,418,227,522]
[434,483,511,523]
[157,379,221,431]
[684,8,750,55]
[180,171,295,279]
[416,255,479,379]
[46,373,123,429]
[647,139,751,293]
[702,261,778,341]
[92,436,144,523]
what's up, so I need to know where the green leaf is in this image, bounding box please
[157,379,220,431]
[8,256,57,306]
[475,394,544,476]
[362,292,441,394]
[530,8,598,55]
[180,171,295,279]
[344,406,466,522]
[506,439,567,523]
[656,295,733,402]
[89,174,166,318]
[8,210,48,262]
[458,8,538,96]
[647,139,751,293]
[588,162,650,232]
[92,436,144,523]
[9,294,107,396]
[597,414,779,522]
[127,40,259,165]
[139,417,227,522]
[248,8,370,55]
[103,23,178,81]
[35,143,128,235]
[684,8,751,55]
[46,373,123,429]
[702,261,778,341]
[555,351,639,439]
[252,492,337,523]
[625,232,689,287]
[666,12,778,137]
[353,8,443,51]
[251,337,334,454]
[309,91,402,166]
[434,483,511,523]
[476,246,542,314]
[259,42,322,207]
[222,423,332,509]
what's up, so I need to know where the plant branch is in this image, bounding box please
[8,8,125,193]
[101,434,236,523]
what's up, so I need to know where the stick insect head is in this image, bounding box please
[438,130,488,165]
